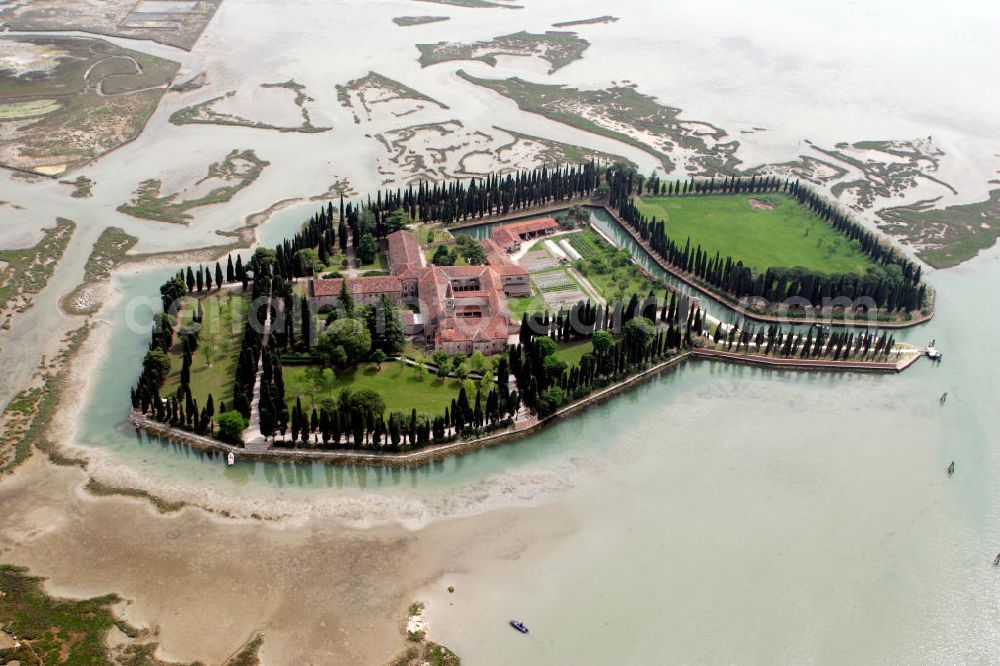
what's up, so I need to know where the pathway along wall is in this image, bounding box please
[126,349,919,467]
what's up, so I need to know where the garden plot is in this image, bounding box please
[530,266,586,309]
[532,270,574,291]
[519,249,558,272]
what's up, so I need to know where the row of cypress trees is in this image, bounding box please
[132,160,921,450]
[608,168,927,314]
[710,322,897,361]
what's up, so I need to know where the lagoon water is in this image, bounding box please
[2,0,999,662]
[77,218,1000,663]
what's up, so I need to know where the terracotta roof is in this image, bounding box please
[418,265,444,318]
[491,264,529,276]
[491,217,560,247]
[497,217,560,236]
[481,237,512,265]
[438,265,490,277]
[436,315,510,343]
[311,276,402,297]
[386,230,424,272]
[397,267,428,282]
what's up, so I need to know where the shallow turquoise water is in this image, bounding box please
[78,210,1000,662]
[83,209,973,495]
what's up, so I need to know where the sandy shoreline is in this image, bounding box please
[1,279,580,660]
[0,196,584,662]
[0,448,575,663]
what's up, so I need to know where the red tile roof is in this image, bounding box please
[436,316,510,343]
[308,230,522,350]
[491,264,529,276]
[387,230,424,273]
[491,217,560,248]
[499,217,560,236]
[482,237,512,265]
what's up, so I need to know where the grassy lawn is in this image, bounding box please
[554,339,593,367]
[411,223,452,244]
[283,362,470,416]
[508,290,547,317]
[583,264,657,302]
[424,243,469,266]
[634,193,877,274]
[356,252,388,272]
[162,294,246,409]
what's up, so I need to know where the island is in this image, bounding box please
[127,164,932,463]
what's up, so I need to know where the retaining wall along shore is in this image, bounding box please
[127,348,923,466]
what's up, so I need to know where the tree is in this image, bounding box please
[385,208,412,233]
[539,386,565,416]
[363,294,405,353]
[357,234,378,264]
[536,336,557,358]
[315,318,371,368]
[357,208,377,237]
[216,411,246,444]
[564,205,589,228]
[624,317,655,349]
[432,350,451,379]
[337,279,355,320]
[469,350,486,375]
[303,366,335,406]
[294,248,322,276]
[543,354,567,381]
[455,236,486,265]
[431,244,454,266]
[371,349,387,368]
[142,349,171,384]
[347,388,385,419]
[252,247,277,270]
[159,276,186,311]
[591,330,613,356]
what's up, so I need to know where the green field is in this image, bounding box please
[508,290,547,318]
[162,294,246,410]
[424,244,470,266]
[553,339,592,367]
[635,193,877,275]
[283,362,471,416]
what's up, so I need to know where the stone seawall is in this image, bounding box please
[127,352,692,467]
[126,345,923,466]
[691,347,916,373]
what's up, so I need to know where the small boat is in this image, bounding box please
[994,553,1000,566]
[227,452,235,466]
[947,461,955,476]
[509,620,529,634]
[926,346,942,360]
[940,392,948,404]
